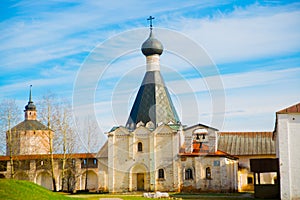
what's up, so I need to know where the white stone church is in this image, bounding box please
[96,28,238,193]
[1,24,299,199]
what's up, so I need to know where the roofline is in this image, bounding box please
[179,150,238,160]
[276,102,300,114]
[184,123,218,131]
[0,153,97,161]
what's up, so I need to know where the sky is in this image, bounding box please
[1,0,300,148]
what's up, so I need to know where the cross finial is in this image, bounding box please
[147,16,155,30]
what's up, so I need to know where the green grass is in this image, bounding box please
[0,179,277,200]
[69,193,146,200]
[0,179,79,200]
[69,192,254,200]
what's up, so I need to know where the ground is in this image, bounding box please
[0,179,279,200]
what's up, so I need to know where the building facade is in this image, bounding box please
[218,132,276,192]
[101,28,238,193]
[274,103,300,200]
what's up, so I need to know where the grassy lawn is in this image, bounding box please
[68,192,256,200]
[0,179,78,200]
[0,179,278,200]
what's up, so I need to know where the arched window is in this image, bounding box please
[185,168,193,180]
[137,142,143,152]
[206,167,211,179]
[158,168,165,179]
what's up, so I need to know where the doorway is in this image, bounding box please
[137,173,144,191]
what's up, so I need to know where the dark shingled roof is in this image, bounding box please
[126,71,180,129]
[218,132,275,156]
[11,120,48,131]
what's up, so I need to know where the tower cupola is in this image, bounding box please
[24,85,37,120]
[141,31,163,56]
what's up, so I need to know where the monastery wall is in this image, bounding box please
[180,156,238,192]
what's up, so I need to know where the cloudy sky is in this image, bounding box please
[1,1,300,139]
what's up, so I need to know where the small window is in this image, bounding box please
[206,167,211,179]
[247,176,253,184]
[83,159,87,165]
[158,169,164,179]
[185,168,193,180]
[93,159,97,165]
[137,142,143,152]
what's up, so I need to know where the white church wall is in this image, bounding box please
[277,113,300,200]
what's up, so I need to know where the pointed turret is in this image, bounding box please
[24,85,37,120]
[125,17,180,130]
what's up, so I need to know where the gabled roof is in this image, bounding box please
[183,123,218,131]
[276,102,300,114]
[10,120,48,131]
[218,132,275,156]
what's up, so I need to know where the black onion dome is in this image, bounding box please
[141,31,163,56]
[25,101,36,111]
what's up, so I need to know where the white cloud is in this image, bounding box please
[167,3,300,64]
[1,1,300,133]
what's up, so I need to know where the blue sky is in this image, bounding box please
[1,1,300,139]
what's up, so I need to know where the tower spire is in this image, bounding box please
[29,85,32,103]
[24,85,37,120]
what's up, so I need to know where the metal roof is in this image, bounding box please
[218,132,275,156]
[126,71,180,129]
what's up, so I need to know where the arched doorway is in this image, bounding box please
[81,170,98,191]
[36,171,53,190]
[129,163,149,191]
[14,172,29,181]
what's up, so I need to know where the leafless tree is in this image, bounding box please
[57,102,77,192]
[75,116,99,191]
[38,93,59,191]
[0,99,21,178]
[38,92,78,192]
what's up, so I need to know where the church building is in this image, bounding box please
[97,25,239,193]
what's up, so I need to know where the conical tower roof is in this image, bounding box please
[125,25,180,130]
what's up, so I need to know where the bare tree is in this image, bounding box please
[0,99,21,178]
[38,93,78,192]
[38,93,59,191]
[57,102,77,192]
[84,117,98,191]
